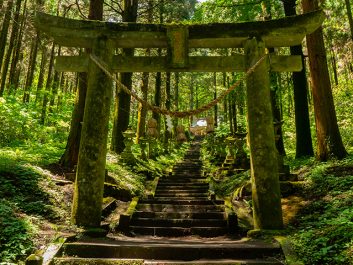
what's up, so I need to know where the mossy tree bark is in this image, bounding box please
[71,37,113,227]
[245,38,283,230]
[282,0,314,158]
[302,0,347,161]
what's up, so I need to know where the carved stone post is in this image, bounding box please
[71,37,113,227]
[245,38,283,230]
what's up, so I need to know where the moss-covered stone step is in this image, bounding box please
[154,192,209,197]
[133,211,225,219]
[130,226,229,237]
[53,258,144,265]
[144,259,283,265]
[130,218,227,227]
[53,258,283,265]
[155,188,209,193]
[60,239,282,260]
[153,196,210,200]
[157,183,209,188]
[157,179,206,184]
[136,204,224,212]
[139,199,224,205]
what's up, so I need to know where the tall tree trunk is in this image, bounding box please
[345,0,353,40]
[40,43,55,124]
[262,1,286,155]
[0,0,13,77]
[152,70,162,132]
[227,77,234,134]
[189,74,194,127]
[231,91,237,133]
[111,0,138,153]
[164,72,171,148]
[35,47,47,102]
[213,73,218,127]
[173,72,179,136]
[136,0,152,143]
[0,0,21,96]
[23,33,40,103]
[49,47,62,111]
[59,0,104,169]
[329,44,339,86]
[136,71,149,143]
[8,0,26,94]
[302,0,347,160]
[223,73,228,122]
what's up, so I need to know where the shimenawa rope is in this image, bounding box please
[89,53,267,118]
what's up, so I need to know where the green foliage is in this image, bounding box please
[0,157,71,262]
[0,200,34,262]
[288,157,353,265]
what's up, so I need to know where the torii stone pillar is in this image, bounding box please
[245,38,283,229]
[71,37,113,227]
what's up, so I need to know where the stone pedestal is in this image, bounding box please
[139,137,148,160]
[120,129,137,165]
[234,132,250,170]
[176,125,187,143]
[274,121,290,178]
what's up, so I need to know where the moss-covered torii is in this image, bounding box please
[34,11,324,230]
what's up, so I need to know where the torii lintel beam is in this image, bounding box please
[55,54,302,73]
[35,10,325,49]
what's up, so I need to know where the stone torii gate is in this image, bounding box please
[35,11,324,231]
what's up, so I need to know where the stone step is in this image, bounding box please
[133,211,225,219]
[53,258,282,265]
[130,226,228,237]
[53,258,143,265]
[155,187,209,192]
[154,192,208,197]
[139,199,224,205]
[136,204,224,212]
[130,218,227,227]
[156,184,209,189]
[154,195,209,199]
[60,240,282,260]
[158,179,206,184]
[144,259,283,265]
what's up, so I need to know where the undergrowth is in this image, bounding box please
[287,156,353,265]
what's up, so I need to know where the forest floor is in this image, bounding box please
[1,145,353,264]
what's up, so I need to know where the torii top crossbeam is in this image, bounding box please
[36,11,324,49]
[35,11,324,73]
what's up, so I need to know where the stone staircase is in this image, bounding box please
[129,141,230,237]
[49,140,285,265]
